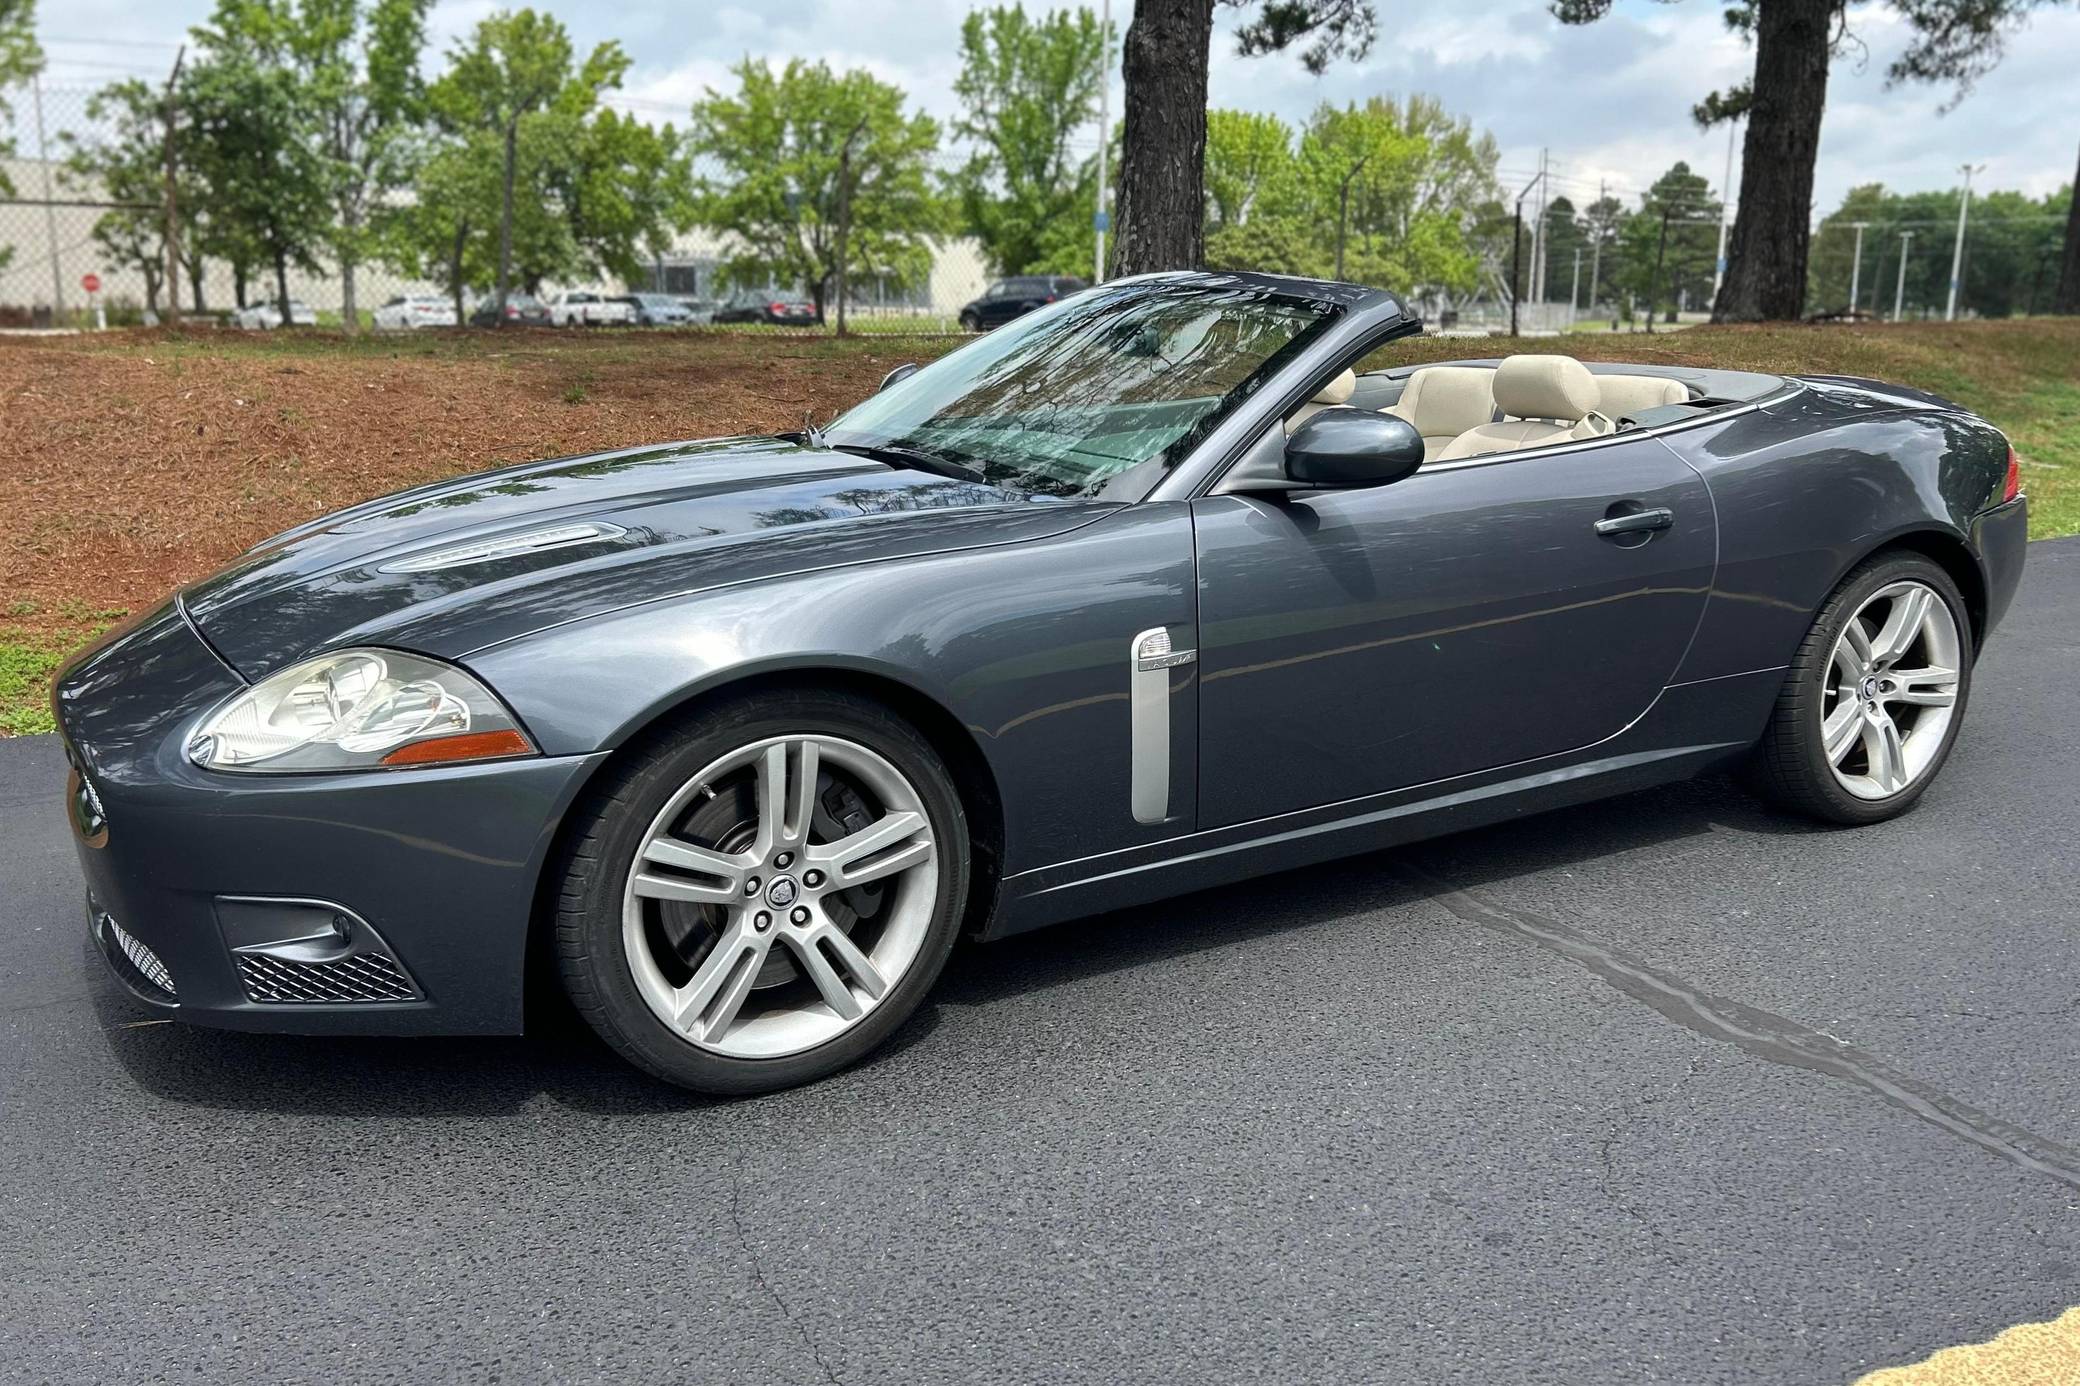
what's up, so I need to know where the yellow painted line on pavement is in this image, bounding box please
[1855,1306,2080,1385]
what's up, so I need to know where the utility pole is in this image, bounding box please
[31,72,65,323]
[1093,0,1112,283]
[1847,221,1870,314]
[1713,116,1740,301]
[1530,148,1549,314]
[1893,230,1913,322]
[1946,162,1984,322]
[1569,246,1581,324]
[161,47,185,327]
[1509,167,1546,337]
[1587,178,1605,318]
[1334,154,1369,282]
[832,118,868,337]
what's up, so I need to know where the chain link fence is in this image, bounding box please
[0,81,998,334]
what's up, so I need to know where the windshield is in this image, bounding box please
[824,277,1339,497]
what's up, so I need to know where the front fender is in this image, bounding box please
[468,503,1201,876]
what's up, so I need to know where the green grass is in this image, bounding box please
[0,630,74,737]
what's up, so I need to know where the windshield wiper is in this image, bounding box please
[825,441,989,486]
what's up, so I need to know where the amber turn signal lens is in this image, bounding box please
[379,729,534,766]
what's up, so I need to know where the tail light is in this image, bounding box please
[1044,294,1058,303]
[769,301,787,314]
[2003,447,2021,503]
[505,305,519,318]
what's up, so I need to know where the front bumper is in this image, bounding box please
[56,602,606,1035]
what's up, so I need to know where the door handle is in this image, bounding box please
[1594,507,1674,537]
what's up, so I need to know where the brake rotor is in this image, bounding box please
[651,765,891,991]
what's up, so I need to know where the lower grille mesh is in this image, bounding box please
[237,952,417,1004]
[105,916,177,999]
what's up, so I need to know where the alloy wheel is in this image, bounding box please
[1820,580,1962,800]
[620,734,939,1059]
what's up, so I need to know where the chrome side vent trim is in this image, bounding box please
[380,521,627,574]
[1129,627,1195,825]
[215,897,425,1005]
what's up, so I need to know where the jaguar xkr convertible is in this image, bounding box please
[55,272,2028,1093]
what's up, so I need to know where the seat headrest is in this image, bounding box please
[1494,355,1598,422]
[1311,368,1356,406]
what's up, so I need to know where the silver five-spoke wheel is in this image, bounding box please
[622,734,939,1059]
[1819,579,1962,800]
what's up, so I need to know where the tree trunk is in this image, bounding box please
[497,120,517,324]
[234,262,248,310]
[274,248,291,325]
[188,255,205,313]
[1711,0,1832,322]
[2054,140,2080,315]
[1110,0,1213,277]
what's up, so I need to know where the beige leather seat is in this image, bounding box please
[1595,373,1688,418]
[1433,355,1611,462]
[1285,368,1356,434]
[1383,367,1499,460]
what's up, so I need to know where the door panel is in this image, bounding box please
[1191,436,1716,828]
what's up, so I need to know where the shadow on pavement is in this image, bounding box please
[91,769,1826,1118]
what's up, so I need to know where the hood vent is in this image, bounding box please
[380,521,628,575]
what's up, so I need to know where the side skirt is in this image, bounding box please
[985,666,1785,939]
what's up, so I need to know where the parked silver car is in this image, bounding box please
[231,300,318,330]
[549,291,635,327]
[372,295,459,331]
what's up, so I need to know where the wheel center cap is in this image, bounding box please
[765,876,800,908]
[1859,675,1881,702]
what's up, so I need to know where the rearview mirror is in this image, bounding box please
[879,362,920,392]
[1283,410,1425,489]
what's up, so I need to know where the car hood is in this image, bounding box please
[183,434,1110,678]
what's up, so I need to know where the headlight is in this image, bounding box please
[187,649,535,773]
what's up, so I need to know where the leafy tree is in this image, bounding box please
[1810,180,2069,319]
[1612,161,1722,322]
[1578,193,1627,311]
[1552,0,2074,323]
[1204,109,1299,230]
[384,131,502,319]
[58,81,186,314]
[691,58,942,317]
[0,0,44,268]
[429,9,575,315]
[184,4,335,321]
[282,0,431,330]
[555,106,696,287]
[950,5,1106,276]
[1112,0,1376,276]
[1539,195,1587,303]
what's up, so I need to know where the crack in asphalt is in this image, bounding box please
[1397,861,2080,1193]
[1593,1053,1705,1265]
[728,1155,844,1386]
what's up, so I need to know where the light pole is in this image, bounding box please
[1509,167,1547,337]
[1946,163,1984,322]
[1093,0,1112,284]
[1894,230,1914,321]
[1847,221,1869,313]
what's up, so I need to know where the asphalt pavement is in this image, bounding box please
[4,540,2077,1386]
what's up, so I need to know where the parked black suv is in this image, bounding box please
[957,275,1088,332]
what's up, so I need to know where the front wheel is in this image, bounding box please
[553,690,971,1095]
[1751,551,1972,825]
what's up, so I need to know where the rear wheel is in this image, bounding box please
[554,690,970,1094]
[959,311,981,333]
[1751,551,1971,824]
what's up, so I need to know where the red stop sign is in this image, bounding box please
[80,273,101,294]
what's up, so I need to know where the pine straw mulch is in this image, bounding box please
[0,328,947,641]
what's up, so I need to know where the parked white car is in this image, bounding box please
[372,295,459,331]
[548,291,635,327]
[231,300,318,330]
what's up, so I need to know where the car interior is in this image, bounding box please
[1285,354,1715,464]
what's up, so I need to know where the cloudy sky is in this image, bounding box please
[32,0,2080,218]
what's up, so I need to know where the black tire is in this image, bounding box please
[1750,550,1973,825]
[553,688,971,1095]
[958,312,981,333]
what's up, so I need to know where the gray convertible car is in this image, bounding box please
[55,272,2027,1094]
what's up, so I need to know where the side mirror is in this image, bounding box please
[1283,410,1426,489]
[879,362,920,392]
